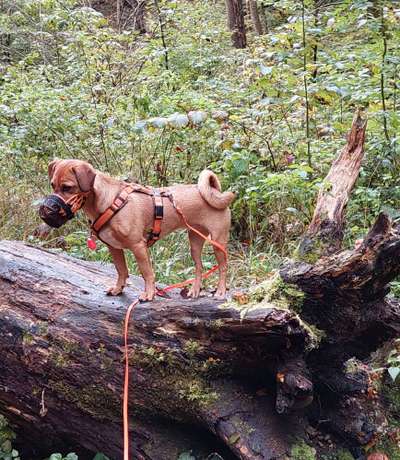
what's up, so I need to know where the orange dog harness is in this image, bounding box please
[90,184,167,247]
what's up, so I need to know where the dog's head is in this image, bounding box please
[48,159,96,199]
[39,159,96,228]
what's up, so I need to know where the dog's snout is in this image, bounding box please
[39,195,74,228]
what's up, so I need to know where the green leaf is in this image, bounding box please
[49,454,63,460]
[65,454,78,460]
[388,367,400,382]
[92,454,110,460]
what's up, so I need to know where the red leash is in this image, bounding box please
[123,300,137,460]
[122,206,228,459]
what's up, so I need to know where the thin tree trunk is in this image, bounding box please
[153,0,169,70]
[380,3,390,143]
[124,0,147,33]
[311,0,319,80]
[116,0,122,31]
[248,0,263,35]
[301,0,311,166]
[225,0,247,48]
[259,5,269,33]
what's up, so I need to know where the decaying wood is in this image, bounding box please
[298,110,367,260]
[283,213,400,338]
[0,241,308,460]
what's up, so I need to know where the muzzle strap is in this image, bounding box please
[39,192,89,228]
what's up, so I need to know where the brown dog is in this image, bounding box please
[44,159,234,301]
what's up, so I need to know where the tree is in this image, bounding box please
[225,0,247,48]
[248,0,264,35]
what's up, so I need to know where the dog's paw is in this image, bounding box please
[214,287,227,300]
[187,285,201,298]
[106,286,124,296]
[139,290,155,302]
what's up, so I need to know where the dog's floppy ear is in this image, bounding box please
[48,159,61,180]
[72,162,96,192]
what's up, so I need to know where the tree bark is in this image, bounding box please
[298,110,367,261]
[248,0,263,35]
[125,0,147,33]
[225,0,247,48]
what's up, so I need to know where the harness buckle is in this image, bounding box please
[153,190,164,220]
[110,197,125,212]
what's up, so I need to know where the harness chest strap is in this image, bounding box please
[90,184,165,247]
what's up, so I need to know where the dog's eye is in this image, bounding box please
[61,185,72,192]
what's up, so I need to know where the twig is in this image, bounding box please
[380,4,390,143]
[153,0,169,70]
[301,0,312,167]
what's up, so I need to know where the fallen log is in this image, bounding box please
[0,241,309,460]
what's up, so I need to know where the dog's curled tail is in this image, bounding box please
[197,170,235,210]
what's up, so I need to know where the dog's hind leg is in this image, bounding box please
[187,230,205,298]
[211,230,229,299]
[106,246,129,296]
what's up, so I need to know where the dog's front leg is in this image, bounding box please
[106,246,129,296]
[130,241,156,301]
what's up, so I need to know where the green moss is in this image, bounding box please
[177,379,217,405]
[294,234,329,265]
[48,338,82,368]
[50,350,70,368]
[302,322,325,350]
[206,319,224,330]
[22,332,34,346]
[320,449,354,460]
[128,344,220,415]
[225,272,305,313]
[183,339,204,358]
[47,338,115,373]
[336,449,354,460]
[36,321,49,337]
[248,272,305,312]
[290,440,316,460]
[221,272,322,350]
[384,379,400,414]
[58,338,81,354]
[0,415,15,445]
[49,380,120,420]
[344,357,360,374]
